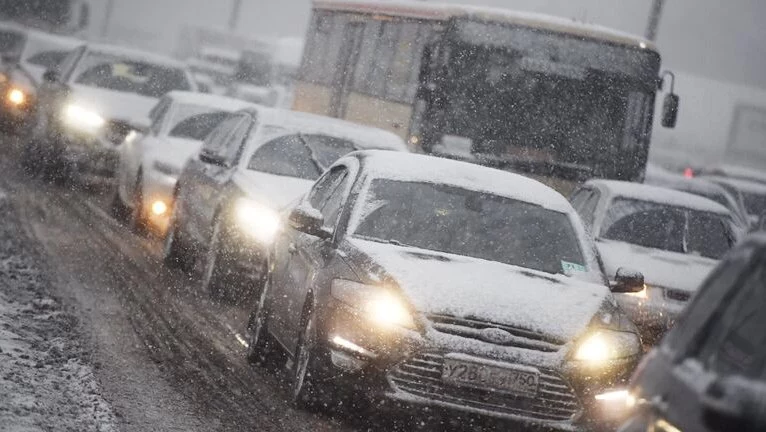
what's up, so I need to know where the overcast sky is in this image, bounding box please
[93,0,766,89]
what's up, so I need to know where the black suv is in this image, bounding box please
[620,234,766,432]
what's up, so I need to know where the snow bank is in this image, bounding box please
[0,198,117,431]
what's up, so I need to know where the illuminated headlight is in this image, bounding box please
[626,284,649,299]
[63,104,105,133]
[574,330,640,364]
[7,87,25,105]
[331,279,416,329]
[234,197,280,244]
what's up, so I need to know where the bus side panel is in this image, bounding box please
[292,81,334,117]
[344,92,413,142]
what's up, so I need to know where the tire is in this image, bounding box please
[290,304,334,411]
[246,274,281,367]
[129,177,148,234]
[163,203,193,272]
[201,218,239,303]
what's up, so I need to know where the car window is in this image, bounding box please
[201,115,239,157]
[220,115,251,165]
[318,171,350,230]
[694,264,766,378]
[569,187,599,227]
[24,49,69,68]
[308,168,347,211]
[248,134,357,180]
[169,111,230,141]
[149,99,170,134]
[57,46,84,79]
[72,52,191,97]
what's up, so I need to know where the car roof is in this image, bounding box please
[82,43,189,69]
[314,1,654,51]
[586,179,731,215]
[23,30,81,49]
[164,91,255,112]
[702,175,766,195]
[240,107,408,152]
[353,150,574,213]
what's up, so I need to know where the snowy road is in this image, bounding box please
[0,136,500,432]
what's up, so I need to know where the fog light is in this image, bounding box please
[151,200,168,216]
[595,389,629,402]
[7,88,24,105]
[331,335,376,358]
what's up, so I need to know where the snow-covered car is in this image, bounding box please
[569,180,740,345]
[0,29,81,133]
[644,171,749,228]
[22,43,196,184]
[701,175,766,229]
[162,107,407,302]
[246,150,647,430]
[113,91,254,233]
[619,234,766,432]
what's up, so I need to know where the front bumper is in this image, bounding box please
[139,169,178,233]
[316,307,637,431]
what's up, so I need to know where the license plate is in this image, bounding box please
[442,357,539,397]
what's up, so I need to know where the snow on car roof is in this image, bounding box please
[165,91,255,112]
[24,30,81,49]
[84,43,188,69]
[703,175,766,195]
[356,150,575,213]
[314,0,654,50]
[255,108,408,152]
[589,179,730,215]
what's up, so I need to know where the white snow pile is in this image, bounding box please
[0,201,117,432]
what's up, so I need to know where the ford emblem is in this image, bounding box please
[479,327,514,345]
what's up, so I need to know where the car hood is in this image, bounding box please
[69,84,157,126]
[347,238,610,343]
[232,170,314,210]
[597,239,718,292]
[146,136,202,170]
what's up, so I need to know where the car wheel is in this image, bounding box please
[163,204,193,273]
[201,218,238,303]
[129,177,147,234]
[291,305,334,411]
[246,274,280,367]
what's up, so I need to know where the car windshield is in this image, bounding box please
[168,111,229,141]
[354,179,586,275]
[601,198,734,259]
[73,52,192,97]
[248,134,357,180]
[24,49,68,68]
[742,191,766,216]
[0,30,22,56]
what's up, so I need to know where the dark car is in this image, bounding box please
[619,234,766,432]
[247,150,648,431]
[162,107,406,302]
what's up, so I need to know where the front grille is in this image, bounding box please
[389,352,580,422]
[664,288,691,303]
[429,314,564,352]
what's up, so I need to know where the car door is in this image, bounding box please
[268,165,350,350]
[178,114,243,243]
[645,255,766,432]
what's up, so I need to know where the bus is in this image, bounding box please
[293,0,679,191]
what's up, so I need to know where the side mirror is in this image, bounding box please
[43,69,59,83]
[288,204,332,239]
[611,267,645,293]
[198,151,227,167]
[703,376,766,432]
[661,93,680,128]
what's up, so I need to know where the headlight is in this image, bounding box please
[626,284,649,299]
[574,330,640,363]
[7,87,25,105]
[331,279,416,329]
[63,103,105,133]
[234,197,280,244]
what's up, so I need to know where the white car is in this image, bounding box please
[24,43,197,184]
[113,91,254,232]
[569,180,740,344]
[164,106,408,301]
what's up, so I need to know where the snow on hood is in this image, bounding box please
[232,170,314,210]
[349,238,609,342]
[597,239,718,292]
[145,136,203,171]
[69,84,157,126]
